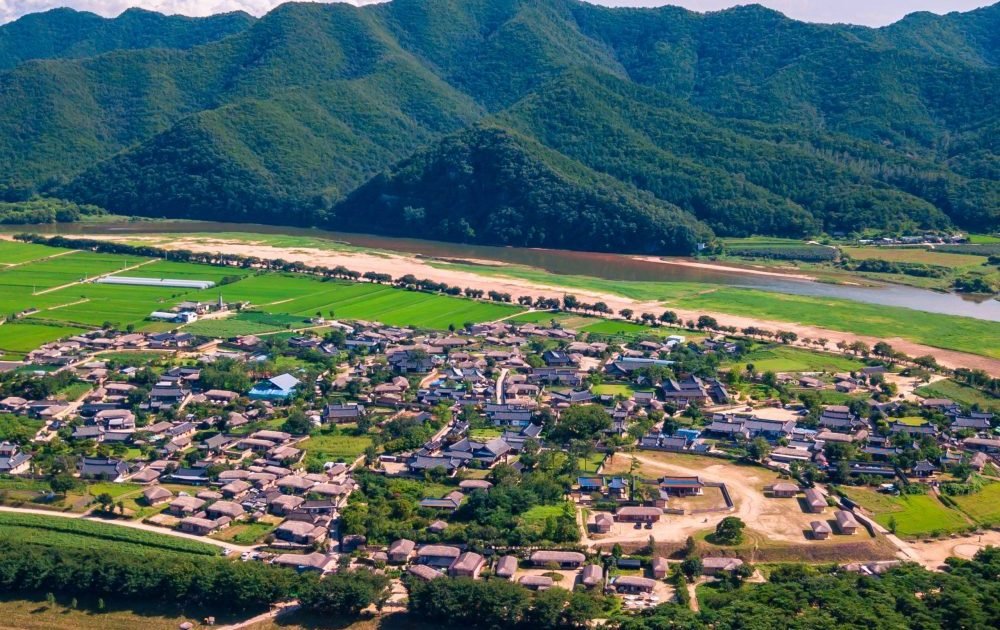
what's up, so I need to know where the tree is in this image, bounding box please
[299,569,390,615]
[282,408,312,435]
[746,437,772,462]
[660,311,678,326]
[681,557,703,580]
[696,315,718,330]
[48,474,75,495]
[547,405,611,442]
[94,493,114,513]
[713,516,746,545]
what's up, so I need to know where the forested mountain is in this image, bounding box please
[0,8,254,69]
[1,0,997,253]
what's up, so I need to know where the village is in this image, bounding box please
[2,295,998,616]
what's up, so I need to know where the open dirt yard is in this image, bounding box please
[595,452,896,562]
[906,530,1000,569]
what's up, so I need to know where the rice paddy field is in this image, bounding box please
[0,241,522,356]
[0,240,64,264]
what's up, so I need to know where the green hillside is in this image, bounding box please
[0,7,254,70]
[0,0,995,252]
[332,124,712,253]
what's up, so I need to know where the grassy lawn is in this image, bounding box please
[55,381,92,401]
[950,483,1000,525]
[915,379,1000,412]
[841,488,970,537]
[210,521,276,545]
[592,383,636,397]
[578,452,606,473]
[730,344,864,373]
[300,431,373,466]
[86,482,144,500]
[581,319,667,337]
[519,503,570,526]
[896,416,929,426]
[469,427,502,441]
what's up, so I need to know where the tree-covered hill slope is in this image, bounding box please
[0,0,995,253]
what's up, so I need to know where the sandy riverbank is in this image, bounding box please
[633,256,817,281]
[12,233,1000,375]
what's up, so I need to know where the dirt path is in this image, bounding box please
[220,602,300,630]
[687,582,700,612]
[44,234,1000,375]
[0,248,79,269]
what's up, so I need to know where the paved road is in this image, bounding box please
[0,505,257,554]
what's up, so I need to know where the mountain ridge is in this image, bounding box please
[0,0,996,253]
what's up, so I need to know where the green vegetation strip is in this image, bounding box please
[0,512,219,556]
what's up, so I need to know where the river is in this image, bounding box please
[16,220,1000,322]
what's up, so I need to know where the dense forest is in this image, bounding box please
[0,198,105,224]
[0,0,997,253]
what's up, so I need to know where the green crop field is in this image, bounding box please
[128,259,251,284]
[0,322,86,355]
[0,251,147,290]
[841,488,970,537]
[183,311,309,337]
[216,273,520,329]
[915,379,1000,411]
[0,512,219,555]
[0,240,63,265]
[670,288,1000,359]
[732,345,865,373]
[842,246,988,268]
[950,483,1000,524]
